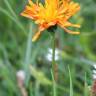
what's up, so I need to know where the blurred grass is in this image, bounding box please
[0,0,96,96]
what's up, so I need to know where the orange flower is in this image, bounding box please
[21,0,80,42]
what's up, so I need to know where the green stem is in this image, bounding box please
[52,32,55,73]
[51,32,57,96]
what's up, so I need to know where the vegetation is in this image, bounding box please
[0,0,96,96]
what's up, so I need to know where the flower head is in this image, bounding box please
[21,0,80,41]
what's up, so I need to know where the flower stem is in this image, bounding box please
[51,32,57,96]
[52,32,55,74]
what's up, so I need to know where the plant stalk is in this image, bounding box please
[51,32,57,96]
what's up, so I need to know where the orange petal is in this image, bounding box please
[20,13,34,19]
[32,31,43,42]
[63,27,80,34]
[28,0,34,6]
[32,25,46,42]
[58,21,80,29]
[63,21,80,28]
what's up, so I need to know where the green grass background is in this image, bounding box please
[0,0,96,96]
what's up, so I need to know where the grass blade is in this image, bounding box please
[68,66,73,96]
